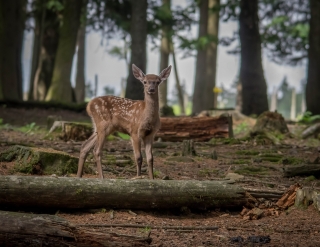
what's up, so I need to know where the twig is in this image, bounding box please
[77,223,219,231]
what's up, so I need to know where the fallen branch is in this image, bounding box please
[77,224,219,231]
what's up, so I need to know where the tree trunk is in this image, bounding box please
[29,4,60,101]
[0,0,25,101]
[125,0,147,100]
[159,0,171,108]
[0,176,246,210]
[156,115,231,141]
[239,0,268,116]
[205,0,220,110]
[45,0,82,103]
[0,210,151,247]
[306,0,320,115]
[171,43,185,115]
[75,1,87,104]
[192,0,209,114]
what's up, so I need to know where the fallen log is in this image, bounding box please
[0,210,151,247]
[0,176,246,210]
[156,115,232,141]
[283,164,320,177]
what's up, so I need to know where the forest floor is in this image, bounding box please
[0,105,320,246]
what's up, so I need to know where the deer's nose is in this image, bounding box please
[148,88,155,93]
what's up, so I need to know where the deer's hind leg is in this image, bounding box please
[77,133,97,178]
[93,124,112,179]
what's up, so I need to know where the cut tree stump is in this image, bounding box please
[0,210,151,247]
[0,145,87,175]
[295,188,320,211]
[182,140,196,156]
[49,121,93,141]
[0,176,246,210]
[283,164,320,177]
[156,115,232,142]
[251,111,289,134]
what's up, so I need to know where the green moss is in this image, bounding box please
[235,150,260,156]
[0,145,92,175]
[304,175,316,182]
[281,157,304,165]
[166,156,194,163]
[232,159,249,164]
[235,166,270,175]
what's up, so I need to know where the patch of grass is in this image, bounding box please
[232,159,249,165]
[235,166,269,175]
[117,132,130,140]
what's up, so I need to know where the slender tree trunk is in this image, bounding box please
[125,0,147,100]
[171,43,185,115]
[159,0,171,108]
[192,0,209,114]
[306,0,320,115]
[239,0,268,116]
[0,0,25,101]
[205,0,220,110]
[29,4,60,101]
[75,1,87,103]
[45,0,82,103]
[28,0,42,101]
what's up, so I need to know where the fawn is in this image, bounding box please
[77,64,172,179]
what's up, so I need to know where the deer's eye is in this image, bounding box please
[143,81,147,84]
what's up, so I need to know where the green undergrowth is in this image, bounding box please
[235,165,270,175]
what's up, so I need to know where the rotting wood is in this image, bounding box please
[156,115,231,141]
[243,187,284,199]
[0,210,150,247]
[283,164,320,177]
[0,176,246,210]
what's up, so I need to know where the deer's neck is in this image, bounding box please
[143,92,160,119]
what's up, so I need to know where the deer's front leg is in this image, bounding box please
[131,135,142,177]
[144,135,154,179]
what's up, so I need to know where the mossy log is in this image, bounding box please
[0,145,83,175]
[0,210,151,247]
[283,164,320,177]
[156,115,232,142]
[0,176,246,210]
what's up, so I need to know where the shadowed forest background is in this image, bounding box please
[0,0,319,118]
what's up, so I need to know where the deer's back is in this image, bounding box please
[87,96,145,134]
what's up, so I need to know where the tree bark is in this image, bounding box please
[205,0,219,110]
[159,0,171,108]
[156,115,231,141]
[0,176,246,210]
[0,210,151,247]
[45,0,82,103]
[192,0,209,114]
[0,0,25,101]
[239,0,268,116]
[283,164,320,177]
[29,6,60,101]
[125,0,147,100]
[75,1,87,104]
[306,0,320,115]
[171,43,185,115]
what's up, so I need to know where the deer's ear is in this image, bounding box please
[132,64,145,81]
[159,65,172,82]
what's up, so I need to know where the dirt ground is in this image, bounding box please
[0,106,320,247]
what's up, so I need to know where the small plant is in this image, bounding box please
[297,111,320,124]
[140,226,151,234]
[234,122,249,135]
[101,208,107,213]
[19,122,40,133]
[0,118,3,125]
[153,170,161,178]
